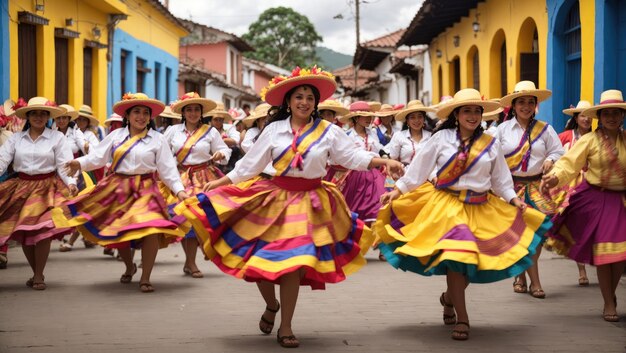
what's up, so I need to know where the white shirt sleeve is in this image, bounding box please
[155,133,184,194]
[395,132,440,194]
[328,125,376,171]
[240,128,259,153]
[226,125,274,184]
[383,132,402,160]
[0,133,17,175]
[54,134,77,186]
[209,128,232,163]
[489,138,517,202]
[77,132,115,172]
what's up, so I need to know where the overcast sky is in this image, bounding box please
[167,0,424,56]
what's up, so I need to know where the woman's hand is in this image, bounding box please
[380,189,401,205]
[68,184,79,196]
[64,160,82,177]
[176,190,191,201]
[211,151,225,162]
[540,174,559,195]
[386,160,405,179]
[541,159,554,174]
[203,181,220,192]
[510,197,527,212]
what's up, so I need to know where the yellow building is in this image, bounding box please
[3,0,187,123]
[398,0,614,129]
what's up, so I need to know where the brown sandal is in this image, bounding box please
[513,277,527,294]
[529,285,546,299]
[32,281,47,290]
[277,329,299,348]
[120,264,137,284]
[451,322,470,340]
[439,292,456,325]
[183,267,204,278]
[578,276,589,286]
[139,282,154,293]
[259,300,280,334]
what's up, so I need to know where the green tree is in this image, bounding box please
[242,7,323,69]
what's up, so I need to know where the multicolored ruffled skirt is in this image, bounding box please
[513,175,563,215]
[159,162,223,239]
[338,168,386,222]
[0,172,72,246]
[52,173,185,249]
[174,176,374,290]
[374,182,551,283]
[547,181,626,265]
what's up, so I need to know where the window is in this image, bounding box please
[165,67,172,104]
[121,50,128,95]
[18,23,37,100]
[452,57,460,93]
[154,62,161,101]
[500,41,508,96]
[136,58,150,93]
[230,50,236,84]
[184,80,200,94]
[564,2,581,108]
[54,37,69,104]
[83,47,93,106]
[472,51,480,90]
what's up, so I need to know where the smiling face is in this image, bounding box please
[512,96,537,121]
[319,109,336,122]
[211,117,224,130]
[406,111,425,132]
[380,115,393,126]
[26,110,50,130]
[454,105,483,135]
[182,103,202,127]
[288,86,315,121]
[575,112,592,132]
[55,115,71,130]
[75,116,90,130]
[126,105,151,131]
[355,115,372,128]
[599,108,625,131]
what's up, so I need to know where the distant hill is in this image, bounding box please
[315,46,352,71]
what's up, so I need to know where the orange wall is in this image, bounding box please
[180,42,228,74]
[254,72,272,95]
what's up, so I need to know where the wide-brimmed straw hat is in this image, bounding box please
[436,89,501,119]
[171,92,217,115]
[104,113,124,127]
[113,92,165,118]
[75,105,100,126]
[562,100,592,116]
[368,101,382,112]
[204,102,233,122]
[500,81,552,107]
[375,104,398,118]
[318,99,349,116]
[581,89,626,119]
[57,104,79,119]
[262,66,337,106]
[3,99,16,117]
[243,103,271,128]
[395,100,435,122]
[338,101,374,123]
[15,97,66,119]
[159,106,182,120]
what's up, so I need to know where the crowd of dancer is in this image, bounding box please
[0,66,624,347]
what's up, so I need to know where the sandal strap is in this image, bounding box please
[260,315,274,325]
[455,321,470,328]
[266,300,280,313]
[440,292,453,308]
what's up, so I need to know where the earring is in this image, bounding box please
[286,106,291,113]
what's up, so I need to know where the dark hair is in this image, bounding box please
[266,84,321,127]
[22,110,51,131]
[319,109,337,118]
[123,105,156,130]
[401,111,434,132]
[563,113,579,131]
[434,106,484,142]
[180,103,205,128]
[502,96,537,123]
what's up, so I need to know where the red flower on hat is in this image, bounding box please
[13,97,27,110]
[180,92,200,100]
[45,100,58,107]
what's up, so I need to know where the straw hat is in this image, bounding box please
[581,89,626,119]
[318,99,349,116]
[3,99,16,117]
[171,92,217,114]
[104,113,124,127]
[262,66,337,106]
[57,104,79,119]
[368,101,382,112]
[436,89,502,119]
[562,100,592,116]
[500,81,552,107]
[159,106,182,120]
[243,103,271,128]
[14,97,66,119]
[204,102,233,122]
[338,101,374,123]
[375,104,398,118]
[113,92,165,118]
[75,105,100,127]
[394,100,435,122]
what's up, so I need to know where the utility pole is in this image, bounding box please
[354,0,360,93]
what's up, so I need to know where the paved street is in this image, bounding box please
[1,243,625,353]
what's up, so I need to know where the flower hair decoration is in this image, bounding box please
[260,65,334,102]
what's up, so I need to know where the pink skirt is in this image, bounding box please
[339,168,386,222]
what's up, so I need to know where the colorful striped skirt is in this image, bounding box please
[547,181,626,265]
[174,176,374,290]
[338,168,386,223]
[0,172,72,246]
[374,182,551,283]
[513,175,563,215]
[52,173,185,249]
[159,163,224,239]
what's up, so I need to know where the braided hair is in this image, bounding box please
[434,106,485,148]
[122,106,156,131]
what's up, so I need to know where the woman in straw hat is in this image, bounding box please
[0,99,15,269]
[241,103,272,153]
[156,105,181,133]
[74,105,101,153]
[175,66,403,348]
[550,100,593,286]
[496,80,564,299]
[53,93,190,293]
[374,104,401,146]
[318,99,348,125]
[382,100,434,165]
[104,112,124,135]
[206,103,241,173]
[161,92,230,279]
[376,88,550,340]
[541,89,626,322]
[0,97,78,289]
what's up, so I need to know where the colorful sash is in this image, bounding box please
[598,130,626,187]
[436,133,495,189]
[110,130,148,172]
[505,120,548,172]
[376,126,391,145]
[175,125,212,165]
[273,119,333,176]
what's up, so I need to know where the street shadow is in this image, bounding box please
[88,279,197,293]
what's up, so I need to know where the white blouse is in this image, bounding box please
[0,128,76,186]
[240,127,260,154]
[496,118,564,176]
[163,124,232,166]
[58,126,87,155]
[383,129,432,164]
[78,128,184,194]
[396,129,517,202]
[345,127,384,154]
[227,118,376,185]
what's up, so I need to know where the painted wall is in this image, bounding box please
[180,42,228,74]
[254,72,271,95]
[0,0,9,100]
[6,0,120,122]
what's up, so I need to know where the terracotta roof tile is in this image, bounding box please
[362,28,406,48]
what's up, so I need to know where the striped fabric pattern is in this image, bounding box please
[175,178,374,290]
[0,176,72,246]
